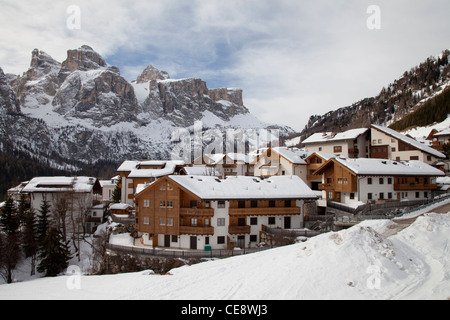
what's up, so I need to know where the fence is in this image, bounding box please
[106,243,274,259]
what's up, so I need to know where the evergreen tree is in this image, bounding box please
[37,227,72,277]
[22,208,38,276]
[36,198,51,249]
[0,196,21,283]
[112,177,121,203]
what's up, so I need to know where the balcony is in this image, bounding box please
[180,226,214,235]
[318,183,333,190]
[180,208,214,216]
[229,207,300,216]
[228,225,251,234]
[394,183,438,191]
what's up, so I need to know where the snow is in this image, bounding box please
[0,211,449,300]
[303,128,369,144]
[167,175,318,200]
[332,158,445,177]
[372,124,446,159]
[21,176,97,193]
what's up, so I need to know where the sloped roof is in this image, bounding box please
[315,157,445,177]
[302,128,369,144]
[371,124,445,158]
[273,147,309,165]
[168,175,318,200]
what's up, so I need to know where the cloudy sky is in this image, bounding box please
[1,0,449,131]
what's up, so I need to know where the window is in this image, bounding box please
[333,146,342,153]
[143,217,149,225]
[250,217,258,225]
[205,201,210,208]
[167,218,173,226]
[338,178,342,184]
[368,178,372,185]
[191,218,198,226]
[350,193,355,200]
[160,200,165,208]
[343,178,348,184]
[372,139,377,144]
[143,199,150,207]
[251,200,257,208]
[410,156,419,160]
[318,147,322,151]
[238,200,245,208]
[205,218,210,227]
[424,192,428,198]
[217,236,225,244]
[167,201,173,208]
[427,155,432,161]
[218,201,225,208]
[217,218,225,226]
[388,192,392,199]
[415,192,420,199]
[268,217,276,225]
[167,184,173,190]
[379,193,384,199]
[160,183,166,190]
[269,200,275,207]
[205,237,209,245]
[159,218,165,225]
[391,147,396,152]
[379,178,384,184]
[171,235,178,242]
[285,200,291,207]
[250,235,257,242]
[327,178,332,184]
[368,193,373,200]
[387,178,392,184]
[378,139,382,144]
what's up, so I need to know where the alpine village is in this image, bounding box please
[1,45,450,283]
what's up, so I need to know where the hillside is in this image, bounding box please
[290,49,450,145]
[0,210,448,300]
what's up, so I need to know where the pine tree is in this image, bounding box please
[36,198,51,249]
[22,208,38,276]
[112,177,121,203]
[37,227,72,277]
[0,196,21,283]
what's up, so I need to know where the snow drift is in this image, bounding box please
[0,213,448,300]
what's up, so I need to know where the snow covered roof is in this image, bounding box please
[167,175,318,200]
[182,166,221,176]
[199,153,255,165]
[302,128,369,144]
[371,124,446,158]
[321,158,445,177]
[21,176,97,193]
[118,160,185,178]
[273,147,310,165]
[109,203,132,210]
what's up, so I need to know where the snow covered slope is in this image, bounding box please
[0,212,448,300]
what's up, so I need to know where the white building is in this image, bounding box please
[302,128,370,158]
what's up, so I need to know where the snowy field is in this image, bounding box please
[0,208,449,301]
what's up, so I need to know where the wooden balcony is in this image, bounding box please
[180,208,214,216]
[394,183,437,191]
[229,207,300,216]
[307,174,322,181]
[228,225,251,234]
[318,183,333,190]
[180,226,214,235]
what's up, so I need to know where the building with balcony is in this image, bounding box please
[302,128,370,159]
[313,157,444,206]
[134,175,317,251]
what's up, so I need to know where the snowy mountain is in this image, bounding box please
[288,49,450,145]
[0,45,294,175]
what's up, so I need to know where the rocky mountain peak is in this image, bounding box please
[61,45,108,73]
[28,49,61,79]
[134,64,170,83]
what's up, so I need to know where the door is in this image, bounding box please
[284,217,291,229]
[164,235,170,247]
[190,236,197,250]
[237,236,245,249]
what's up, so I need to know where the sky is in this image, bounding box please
[0,0,449,132]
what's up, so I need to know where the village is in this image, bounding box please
[4,123,450,257]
